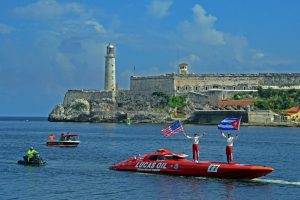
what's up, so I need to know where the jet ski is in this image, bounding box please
[110,149,273,179]
[17,154,46,166]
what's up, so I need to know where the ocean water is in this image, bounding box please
[0,117,299,200]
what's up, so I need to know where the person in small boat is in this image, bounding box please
[184,132,206,162]
[27,147,38,162]
[60,133,65,141]
[221,132,238,163]
[49,134,54,141]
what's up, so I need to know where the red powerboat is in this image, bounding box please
[110,149,273,179]
[46,133,80,147]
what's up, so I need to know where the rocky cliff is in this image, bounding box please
[48,91,197,123]
[48,89,253,124]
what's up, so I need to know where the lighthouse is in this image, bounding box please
[104,43,116,92]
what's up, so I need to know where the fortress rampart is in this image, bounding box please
[130,75,175,95]
[63,73,300,107]
[63,90,113,105]
[130,73,300,95]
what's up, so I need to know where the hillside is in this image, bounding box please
[233,87,300,112]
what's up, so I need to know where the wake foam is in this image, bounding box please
[252,178,300,186]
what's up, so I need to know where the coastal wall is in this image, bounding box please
[186,92,209,105]
[63,90,113,105]
[130,73,300,95]
[175,73,300,91]
[130,75,175,95]
[261,73,300,87]
[248,110,278,123]
[187,110,248,124]
[174,74,260,92]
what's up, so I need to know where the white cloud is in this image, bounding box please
[253,52,265,59]
[14,0,86,19]
[85,20,107,34]
[55,52,75,72]
[179,4,225,45]
[177,54,200,65]
[0,23,15,34]
[171,4,294,73]
[188,54,200,62]
[14,0,109,38]
[147,0,172,18]
[10,0,117,90]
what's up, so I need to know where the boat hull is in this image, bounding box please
[46,141,80,147]
[110,150,273,180]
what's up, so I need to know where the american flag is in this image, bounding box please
[161,120,184,137]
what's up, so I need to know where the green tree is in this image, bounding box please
[167,95,186,109]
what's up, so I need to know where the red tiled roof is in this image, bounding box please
[284,106,300,114]
[218,100,254,106]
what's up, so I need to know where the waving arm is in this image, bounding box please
[220,131,226,138]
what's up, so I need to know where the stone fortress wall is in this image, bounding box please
[63,73,300,107]
[63,89,155,108]
[130,73,300,95]
[63,90,113,105]
[130,75,176,95]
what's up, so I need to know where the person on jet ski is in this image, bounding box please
[27,147,39,162]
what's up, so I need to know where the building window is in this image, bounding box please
[177,86,180,90]
[243,87,246,90]
[186,86,188,90]
[195,86,198,91]
[223,87,225,90]
[205,86,208,90]
[233,87,236,90]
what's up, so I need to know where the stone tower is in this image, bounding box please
[179,63,189,75]
[104,43,116,91]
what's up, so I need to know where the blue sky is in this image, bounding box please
[0,0,299,116]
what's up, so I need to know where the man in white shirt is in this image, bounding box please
[221,132,238,164]
[185,132,206,162]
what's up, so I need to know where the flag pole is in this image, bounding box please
[238,116,242,132]
[179,120,187,136]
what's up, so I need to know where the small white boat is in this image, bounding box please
[46,133,80,147]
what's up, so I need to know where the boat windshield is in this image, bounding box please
[148,155,166,161]
[60,135,78,141]
[148,155,183,161]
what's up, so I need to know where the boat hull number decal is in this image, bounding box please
[207,164,220,173]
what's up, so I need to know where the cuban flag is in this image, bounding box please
[161,120,184,137]
[218,118,241,131]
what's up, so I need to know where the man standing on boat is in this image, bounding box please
[184,132,206,162]
[221,132,238,163]
[218,117,241,164]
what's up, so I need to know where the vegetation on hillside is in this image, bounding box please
[72,100,89,111]
[167,96,186,109]
[233,87,300,111]
[152,92,187,111]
